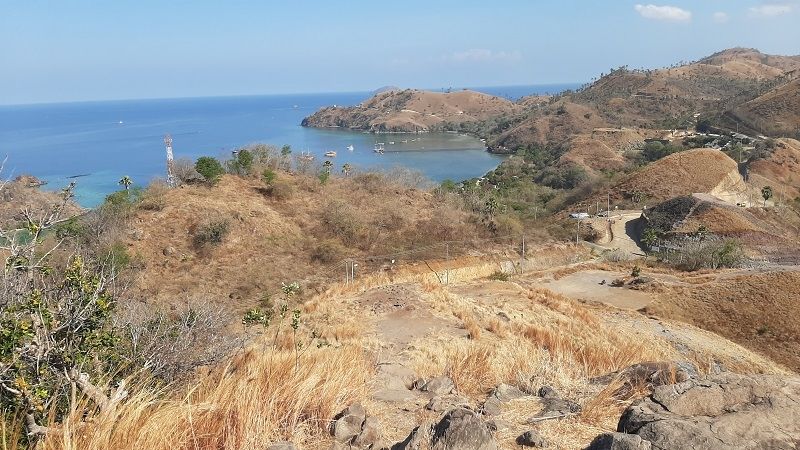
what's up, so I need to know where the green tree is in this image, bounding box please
[641,227,660,250]
[761,185,773,207]
[228,149,254,176]
[280,145,292,156]
[195,157,225,184]
[118,175,133,190]
[261,168,277,185]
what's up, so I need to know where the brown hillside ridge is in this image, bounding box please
[488,48,800,153]
[584,148,746,208]
[645,270,800,372]
[749,138,800,199]
[301,88,520,133]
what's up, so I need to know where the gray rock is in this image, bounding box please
[613,373,800,450]
[526,397,581,423]
[587,433,651,450]
[537,385,559,399]
[485,419,512,432]
[431,408,497,450]
[426,395,469,412]
[490,383,525,401]
[267,442,297,450]
[353,416,382,449]
[421,376,455,395]
[516,430,549,447]
[394,422,434,450]
[332,403,367,443]
[479,397,503,416]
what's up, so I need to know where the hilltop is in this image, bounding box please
[301,89,520,133]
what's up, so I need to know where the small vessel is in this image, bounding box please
[298,151,315,162]
[389,141,395,145]
[325,151,337,157]
[373,142,385,154]
[347,145,354,151]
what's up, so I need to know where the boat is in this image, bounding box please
[347,145,354,151]
[389,141,395,145]
[373,142,385,154]
[324,151,337,157]
[298,151,315,162]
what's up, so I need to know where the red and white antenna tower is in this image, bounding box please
[164,134,177,187]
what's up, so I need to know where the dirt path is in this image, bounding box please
[537,269,653,310]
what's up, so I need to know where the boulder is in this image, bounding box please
[516,430,549,447]
[332,403,367,442]
[426,395,469,412]
[421,376,455,395]
[490,383,526,401]
[537,385,559,399]
[430,408,497,450]
[598,373,800,450]
[394,422,434,450]
[352,416,382,449]
[587,433,651,450]
[479,397,503,416]
[526,397,581,423]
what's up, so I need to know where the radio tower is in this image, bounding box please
[164,134,177,187]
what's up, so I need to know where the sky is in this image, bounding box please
[1,0,799,105]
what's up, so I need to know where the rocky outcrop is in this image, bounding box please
[395,408,497,450]
[331,403,384,449]
[589,373,800,450]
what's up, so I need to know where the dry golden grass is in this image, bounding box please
[37,345,370,450]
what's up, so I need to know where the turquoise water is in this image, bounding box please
[0,84,577,207]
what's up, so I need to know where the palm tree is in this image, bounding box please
[341,163,352,177]
[322,160,333,174]
[119,176,133,190]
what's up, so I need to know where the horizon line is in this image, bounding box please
[0,82,584,108]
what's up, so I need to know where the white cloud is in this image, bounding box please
[749,2,794,17]
[712,11,730,23]
[444,49,522,64]
[634,4,692,21]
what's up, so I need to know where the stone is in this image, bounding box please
[420,376,455,395]
[490,383,526,401]
[425,395,469,413]
[610,373,800,450]
[430,408,497,450]
[537,385,559,399]
[485,419,512,432]
[162,246,176,256]
[267,442,297,450]
[332,403,366,443]
[516,430,549,447]
[479,397,503,416]
[394,422,434,450]
[353,416,382,449]
[526,397,581,423]
[587,433,651,450]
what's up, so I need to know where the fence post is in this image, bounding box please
[445,243,450,284]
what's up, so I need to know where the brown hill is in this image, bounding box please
[645,270,800,372]
[749,138,800,199]
[302,89,520,133]
[728,79,800,137]
[489,48,800,153]
[0,175,83,227]
[120,172,487,312]
[596,149,746,207]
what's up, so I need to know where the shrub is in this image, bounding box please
[310,239,347,263]
[195,157,225,184]
[139,182,168,211]
[193,219,230,247]
[266,181,293,201]
[320,201,364,245]
[173,157,203,184]
[487,271,510,281]
[262,168,277,185]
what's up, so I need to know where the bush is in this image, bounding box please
[173,157,203,184]
[487,271,510,281]
[664,238,746,271]
[262,168,277,185]
[310,239,347,263]
[195,157,225,184]
[193,219,230,247]
[320,201,364,245]
[139,182,168,211]
[642,142,682,162]
[266,181,293,201]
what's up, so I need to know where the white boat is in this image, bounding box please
[347,145,354,151]
[389,141,395,145]
[325,151,337,157]
[373,142,385,154]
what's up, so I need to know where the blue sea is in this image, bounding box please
[0,83,578,207]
